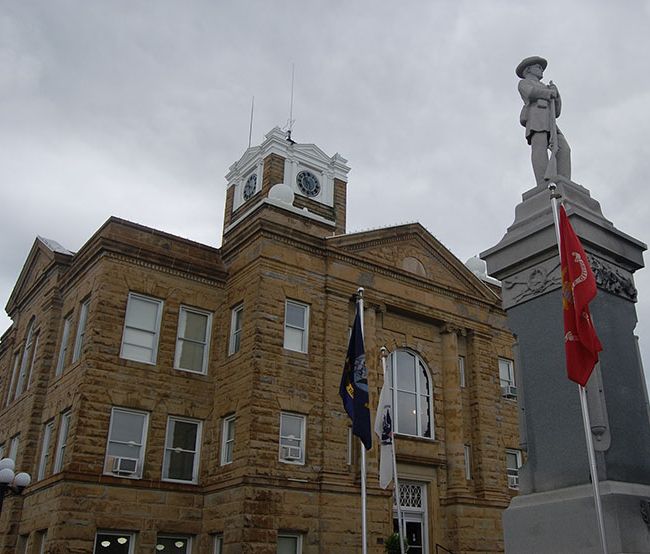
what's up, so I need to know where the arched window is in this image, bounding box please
[388,350,433,439]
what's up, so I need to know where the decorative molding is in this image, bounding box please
[588,255,637,301]
[501,259,561,309]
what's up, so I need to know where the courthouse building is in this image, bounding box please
[0,128,519,553]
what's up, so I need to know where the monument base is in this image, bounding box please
[503,481,650,553]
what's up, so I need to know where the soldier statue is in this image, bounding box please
[516,56,571,185]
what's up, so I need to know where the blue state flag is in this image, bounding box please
[339,306,372,450]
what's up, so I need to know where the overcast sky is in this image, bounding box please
[2,1,650,387]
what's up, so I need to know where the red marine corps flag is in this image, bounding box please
[559,205,603,386]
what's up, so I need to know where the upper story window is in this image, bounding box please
[37,420,55,481]
[120,293,163,365]
[388,350,433,439]
[15,320,38,398]
[278,534,303,554]
[104,407,148,479]
[221,415,236,465]
[55,315,72,376]
[229,304,243,355]
[174,306,212,374]
[53,410,71,473]
[283,300,309,353]
[72,298,90,363]
[506,448,523,490]
[214,535,223,554]
[464,444,472,480]
[6,350,22,405]
[162,416,202,483]
[499,358,517,399]
[0,443,5,459]
[458,355,466,388]
[8,434,19,461]
[279,412,306,465]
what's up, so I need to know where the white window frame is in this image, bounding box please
[15,321,36,398]
[499,357,515,388]
[120,293,163,365]
[213,534,223,554]
[220,415,236,466]
[36,530,47,554]
[53,410,71,473]
[6,350,21,405]
[55,315,72,376]
[283,300,309,353]
[72,298,90,363]
[156,535,192,553]
[389,349,434,439]
[464,444,472,480]
[229,304,244,355]
[162,416,202,483]
[394,481,429,554]
[9,434,19,461]
[93,531,135,554]
[458,355,466,388]
[37,420,55,481]
[104,407,149,479]
[507,448,523,490]
[279,412,306,465]
[277,533,303,554]
[174,305,212,374]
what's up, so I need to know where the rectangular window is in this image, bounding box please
[36,530,47,554]
[279,412,306,465]
[277,534,302,554]
[6,351,21,405]
[0,443,5,459]
[283,300,309,353]
[464,444,472,480]
[213,535,223,554]
[120,293,163,364]
[15,326,37,398]
[105,407,148,479]
[507,448,523,490]
[53,410,71,473]
[9,434,19,461]
[162,416,201,483]
[72,298,90,363]
[499,358,517,398]
[16,535,28,554]
[347,427,353,466]
[229,304,243,355]
[93,531,135,554]
[55,315,72,376]
[174,306,212,374]
[458,355,466,388]
[156,536,191,554]
[37,420,55,480]
[221,415,236,465]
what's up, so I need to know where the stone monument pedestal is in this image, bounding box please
[481,180,650,553]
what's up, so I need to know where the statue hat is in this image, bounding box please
[516,56,548,78]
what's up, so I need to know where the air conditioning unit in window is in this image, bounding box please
[280,445,302,461]
[111,456,139,475]
[507,473,519,489]
[501,385,517,399]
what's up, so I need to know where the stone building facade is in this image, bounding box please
[0,128,518,553]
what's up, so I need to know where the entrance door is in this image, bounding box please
[393,481,428,553]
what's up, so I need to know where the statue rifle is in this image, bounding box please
[544,80,559,182]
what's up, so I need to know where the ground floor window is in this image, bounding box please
[393,481,428,554]
[155,535,191,552]
[93,531,135,553]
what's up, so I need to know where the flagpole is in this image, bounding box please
[381,347,406,554]
[357,287,368,554]
[548,183,608,554]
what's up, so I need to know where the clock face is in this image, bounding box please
[243,173,257,200]
[296,170,320,197]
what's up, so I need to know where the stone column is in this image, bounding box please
[481,180,650,553]
[441,324,468,496]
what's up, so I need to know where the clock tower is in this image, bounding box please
[222,127,350,243]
